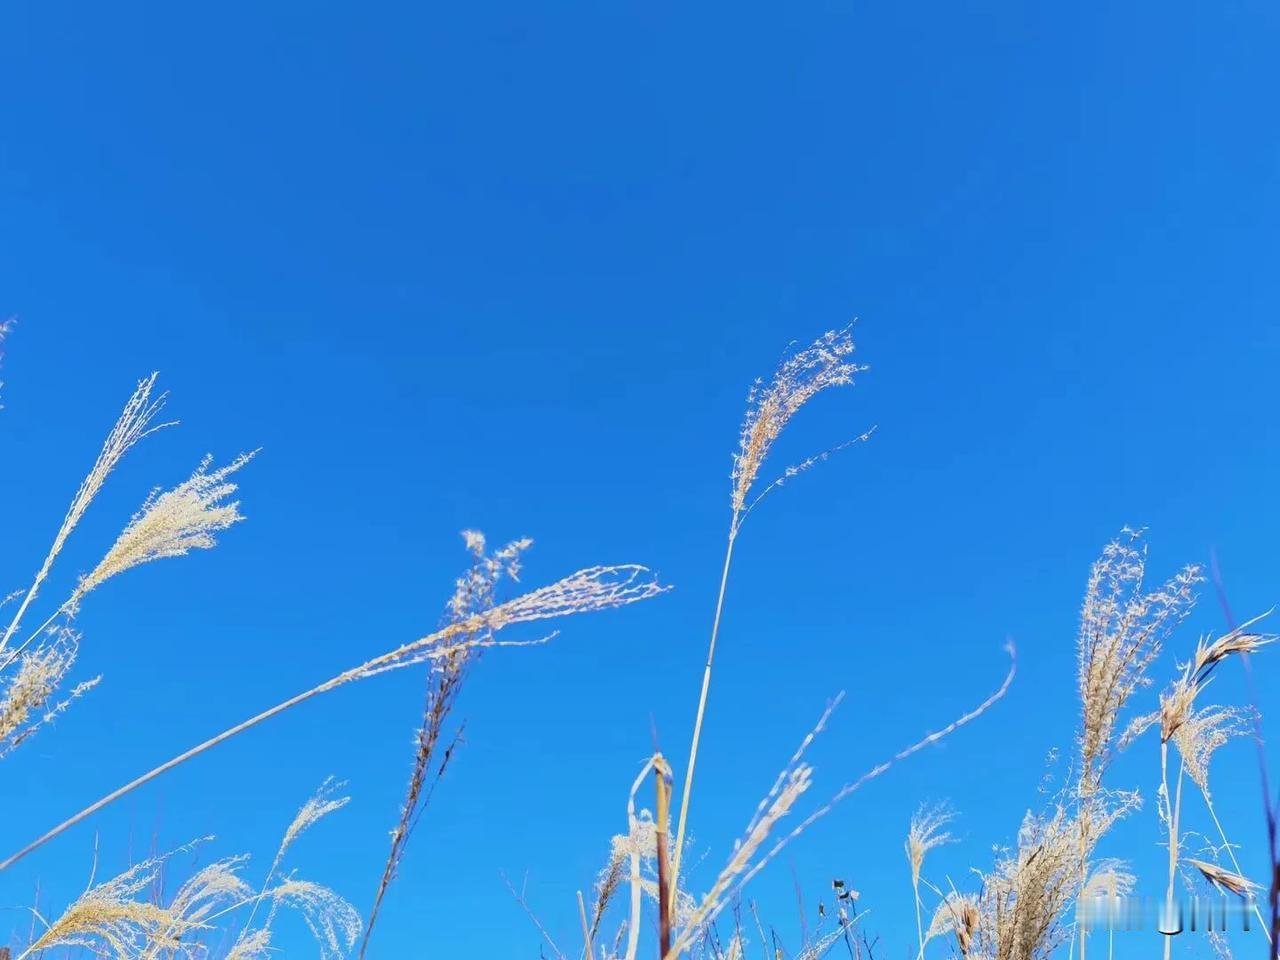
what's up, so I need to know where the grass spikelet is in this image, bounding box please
[590,844,627,942]
[906,803,955,958]
[1076,528,1200,794]
[1192,620,1275,681]
[0,373,171,657]
[20,856,186,959]
[1159,675,1198,743]
[1081,858,1135,902]
[75,451,256,600]
[271,879,362,960]
[926,893,980,957]
[1185,858,1261,898]
[237,778,351,946]
[973,792,1139,960]
[906,803,955,887]
[360,532,532,957]
[668,764,814,958]
[140,857,254,959]
[731,328,863,517]
[280,777,350,859]
[225,928,272,960]
[0,628,99,758]
[1172,704,1250,796]
[1,561,666,871]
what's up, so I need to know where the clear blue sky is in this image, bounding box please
[2,2,1278,958]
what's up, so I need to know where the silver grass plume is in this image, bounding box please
[1,373,171,656]
[75,451,256,601]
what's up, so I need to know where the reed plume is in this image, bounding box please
[1185,859,1261,899]
[74,451,256,601]
[1,562,667,870]
[671,328,869,914]
[0,373,171,659]
[359,531,531,958]
[1076,529,1199,796]
[926,893,980,957]
[19,853,191,959]
[0,626,99,758]
[906,803,955,959]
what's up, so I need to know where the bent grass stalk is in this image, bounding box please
[670,328,867,917]
[0,564,666,871]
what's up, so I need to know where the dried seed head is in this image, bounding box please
[76,451,255,599]
[280,778,350,858]
[26,856,189,957]
[225,928,273,960]
[927,893,980,956]
[1,373,170,649]
[1159,677,1198,743]
[0,628,98,757]
[905,803,956,886]
[1082,859,1136,901]
[1172,705,1251,796]
[271,879,362,960]
[1193,629,1274,678]
[731,329,863,518]
[1185,859,1260,898]
[1076,529,1200,793]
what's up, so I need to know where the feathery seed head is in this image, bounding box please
[0,627,97,757]
[905,803,955,886]
[281,778,351,858]
[1172,705,1251,796]
[76,451,255,599]
[1076,529,1200,793]
[1193,629,1274,678]
[225,928,273,960]
[271,879,362,960]
[731,328,863,518]
[26,856,191,957]
[0,373,171,650]
[1082,859,1136,902]
[1159,676,1198,743]
[927,893,980,957]
[1185,859,1260,898]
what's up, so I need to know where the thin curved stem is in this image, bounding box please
[669,525,737,915]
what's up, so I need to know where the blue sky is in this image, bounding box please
[1,2,1279,957]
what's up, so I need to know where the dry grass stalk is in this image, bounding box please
[359,531,530,958]
[0,373,172,660]
[671,329,868,916]
[906,803,955,959]
[655,754,674,959]
[0,562,666,871]
[1073,531,1197,960]
[662,649,1012,960]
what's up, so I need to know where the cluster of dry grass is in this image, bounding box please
[0,324,1274,960]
